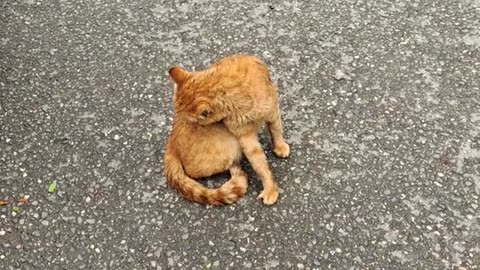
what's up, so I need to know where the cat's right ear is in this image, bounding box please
[168,66,190,85]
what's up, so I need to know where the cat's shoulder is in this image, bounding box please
[217,54,265,67]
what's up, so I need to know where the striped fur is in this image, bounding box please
[166,54,289,205]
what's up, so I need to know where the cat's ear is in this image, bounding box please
[168,66,190,85]
[197,102,213,118]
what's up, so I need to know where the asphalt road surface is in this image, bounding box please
[1,0,480,269]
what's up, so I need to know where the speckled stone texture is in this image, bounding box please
[1,0,479,269]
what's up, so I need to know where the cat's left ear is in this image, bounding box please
[168,66,190,85]
[197,102,213,118]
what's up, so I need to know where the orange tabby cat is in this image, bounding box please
[166,54,290,205]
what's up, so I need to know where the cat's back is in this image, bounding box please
[210,54,273,96]
[216,54,268,75]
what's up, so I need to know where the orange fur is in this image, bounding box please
[164,119,248,205]
[165,54,290,205]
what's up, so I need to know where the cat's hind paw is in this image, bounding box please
[273,142,290,158]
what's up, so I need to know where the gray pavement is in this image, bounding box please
[1,0,480,269]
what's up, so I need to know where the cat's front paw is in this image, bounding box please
[273,142,290,158]
[257,187,279,205]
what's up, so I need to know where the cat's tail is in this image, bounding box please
[163,152,248,205]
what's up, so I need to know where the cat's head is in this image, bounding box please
[168,66,224,125]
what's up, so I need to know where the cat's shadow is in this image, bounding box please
[197,159,261,191]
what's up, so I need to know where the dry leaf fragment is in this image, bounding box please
[17,197,30,204]
[0,200,7,206]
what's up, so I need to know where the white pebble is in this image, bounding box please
[334,69,352,81]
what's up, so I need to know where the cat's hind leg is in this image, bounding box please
[266,107,290,158]
[234,126,279,205]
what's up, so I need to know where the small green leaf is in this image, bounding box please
[12,207,20,213]
[48,180,57,193]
